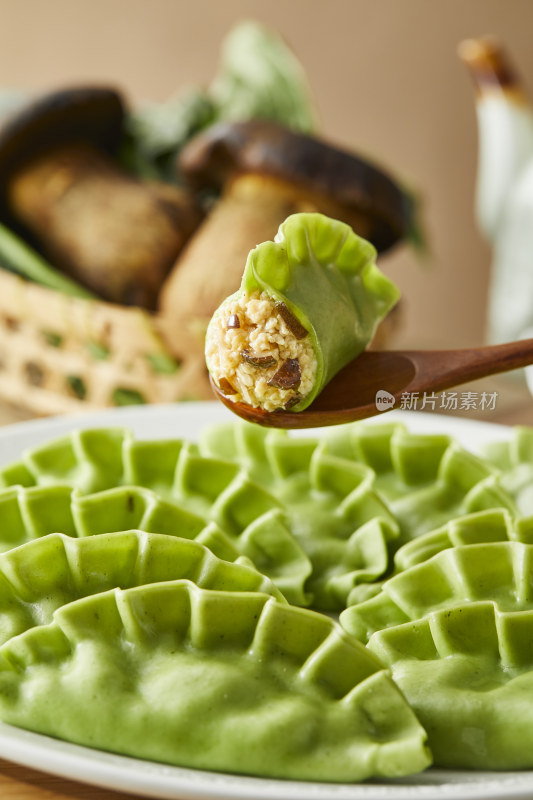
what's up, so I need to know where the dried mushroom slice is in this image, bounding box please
[275,301,309,339]
[206,288,316,412]
[368,600,533,769]
[0,584,430,780]
[216,377,236,396]
[240,350,277,368]
[268,357,301,389]
[283,393,302,410]
[205,212,399,412]
[0,530,284,646]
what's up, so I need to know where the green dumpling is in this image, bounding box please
[369,601,533,769]
[2,421,518,613]
[0,583,431,781]
[0,530,284,645]
[205,212,399,412]
[340,540,533,768]
[341,540,533,643]
[394,507,524,572]
[0,482,239,562]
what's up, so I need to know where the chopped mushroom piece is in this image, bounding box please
[227,314,240,329]
[216,377,236,396]
[241,350,277,368]
[275,303,308,339]
[268,358,301,389]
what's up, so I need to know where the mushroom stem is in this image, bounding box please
[8,143,201,309]
[158,173,308,354]
[159,119,414,358]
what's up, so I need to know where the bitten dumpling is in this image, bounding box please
[205,213,400,412]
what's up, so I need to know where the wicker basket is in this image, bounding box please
[0,269,213,416]
[0,262,402,418]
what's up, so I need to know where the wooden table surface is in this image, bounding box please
[0,376,532,799]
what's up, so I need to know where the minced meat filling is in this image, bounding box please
[206,291,317,411]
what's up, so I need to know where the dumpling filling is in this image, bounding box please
[206,291,317,411]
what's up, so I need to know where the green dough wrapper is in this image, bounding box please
[340,540,533,768]
[369,599,533,769]
[341,539,533,643]
[0,583,431,781]
[0,421,521,611]
[0,529,285,645]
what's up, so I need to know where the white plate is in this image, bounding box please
[0,402,531,800]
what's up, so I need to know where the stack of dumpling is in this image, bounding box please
[1,420,533,779]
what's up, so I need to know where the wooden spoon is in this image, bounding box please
[210,338,533,429]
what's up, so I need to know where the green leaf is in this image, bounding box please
[210,21,318,134]
[119,90,216,181]
[0,222,96,299]
[119,21,318,182]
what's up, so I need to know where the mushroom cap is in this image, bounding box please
[0,85,126,190]
[178,119,414,253]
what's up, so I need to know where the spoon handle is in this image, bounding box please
[407,338,533,394]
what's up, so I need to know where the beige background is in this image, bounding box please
[0,0,532,349]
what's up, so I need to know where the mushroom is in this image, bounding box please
[158,119,413,353]
[0,86,202,309]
